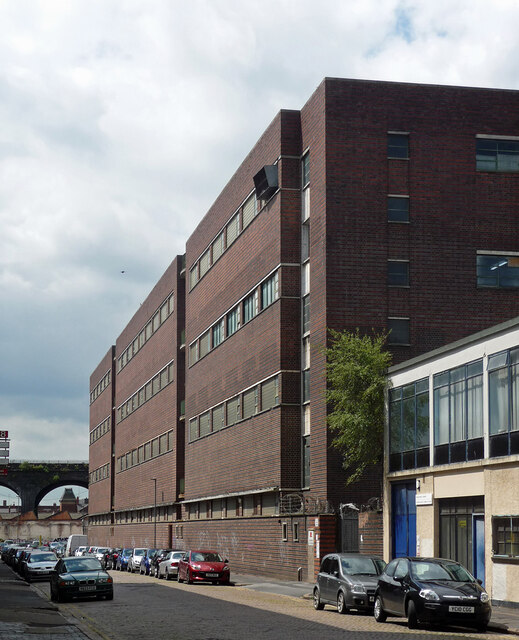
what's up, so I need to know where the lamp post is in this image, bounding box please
[151,478,157,549]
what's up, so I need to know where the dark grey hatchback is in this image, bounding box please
[374,557,491,631]
[313,553,386,614]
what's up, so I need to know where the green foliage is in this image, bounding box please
[326,329,392,485]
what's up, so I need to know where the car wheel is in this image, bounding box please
[476,624,487,633]
[166,571,171,581]
[407,599,418,629]
[313,588,324,611]
[187,569,193,585]
[178,570,184,583]
[50,586,57,602]
[337,591,348,614]
[373,596,387,623]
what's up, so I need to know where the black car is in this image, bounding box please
[50,556,113,602]
[374,557,491,631]
[151,549,174,577]
[313,553,386,614]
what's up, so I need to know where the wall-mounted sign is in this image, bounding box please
[308,530,315,546]
[415,493,433,506]
[0,431,8,438]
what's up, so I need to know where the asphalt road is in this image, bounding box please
[33,569,509,640]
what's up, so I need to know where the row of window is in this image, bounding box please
[90,370,111,405]
[189,272,279,366]
[116,429,175,473]
[116,360,175,424]
[389,346,519,471]
[493,516,519,558]
[89,416,111,446]
[389,133,519,173]
[113,506,180,526]
[185,492,278,520]
[117,293,175,373]
[387,254,519,289]
[189,375,279,442]
[89,463,110,484]
[189,192,258,291]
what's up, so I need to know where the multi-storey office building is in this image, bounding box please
[89,78,519,581]
[386,316,519,604]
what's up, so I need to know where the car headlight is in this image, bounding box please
[480,592,490,603]
[97,577,113,584]
[59,579,74,586]
[223,565,230,571]
[419,588,440,601]
[351,583,366,594]
[192,564,202,570]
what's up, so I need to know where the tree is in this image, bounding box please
[326,329,392,485]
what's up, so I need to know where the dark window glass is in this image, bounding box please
[476,138,519,172]
[388,196,409,222]
[388,318,410,345]
[302,296,310,334]
[302,153,310,187]
[388,134,409,159]
[302,436,310,487]
[477,254,519,288]
[388,261,409,286]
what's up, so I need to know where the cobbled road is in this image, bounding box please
[36,570,509,640]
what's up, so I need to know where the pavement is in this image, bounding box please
[1,562,519,638]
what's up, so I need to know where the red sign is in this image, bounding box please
[0,469,7,476]
[0,431,8,439]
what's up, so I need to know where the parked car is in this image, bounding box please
[103,548,122,570]
[177,550,230,585]
[151,549,174,577]
[50,556,113,602]
[116,548,133,571]
[23,551,58,583]
[94,547,111,565]
[127,548,146,573]
[313,553,386,614]
[157,551,186,580]
[373,556,491,631]
[74,546,88,557]
[139,549,157,575]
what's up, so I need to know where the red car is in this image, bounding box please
[177,550,230,585]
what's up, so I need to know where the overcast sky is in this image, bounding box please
[2,0,519,472]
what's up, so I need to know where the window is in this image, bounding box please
[488,347,519,457]
[243,292,256,324]
[302,296,310,334]
[302,435,310,488]
[302,221,310,261]
[199,331,211,358]
[388,196,409,222]
[493,516,519,558]
[302,153,310,188]
[433,360,484,464]
[199,411,211,437]
[199,249,211,278]
[302,153,310,222]
[261,274,278,309]
[389,379,429,471]
[212,232,224,263]
[227,307,239,337]
[226,396,240,426]
[477,254,519,288]
[388,261,409,287]
[212,404,224,432]
[281,522,288,541]
[212,320,223,348]
[388,133,409,159]
[476,137,519,172]
[242,193,257,229]
[302,262,310,296]
[226,213,240,247]
[293,522,299,542]
[388,318,410,345]
[242,388,257,419]
[261,377,278,411]
[189,418,198,442]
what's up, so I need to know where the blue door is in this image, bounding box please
[473,515,485,586]
[392,483,416,558]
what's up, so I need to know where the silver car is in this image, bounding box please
[23,551,58,582]
[157,551,185,580]
[313,553,386,614]
[127,548,146,573]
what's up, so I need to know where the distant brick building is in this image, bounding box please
[89,78,519,580]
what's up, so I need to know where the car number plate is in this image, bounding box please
[449,606,474,613]
[206,573,218,577]
[369,596,374,602]
[79,586,96,592]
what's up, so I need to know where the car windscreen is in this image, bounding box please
[63,558,103,572]
[29,553,56,562]
[411,560,474,582]
[192,552,222,562]
[134,548,146,556]
[340,556,380,576]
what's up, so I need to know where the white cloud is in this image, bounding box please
[1,0,519,462]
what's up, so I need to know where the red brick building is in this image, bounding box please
[89,78,519,579]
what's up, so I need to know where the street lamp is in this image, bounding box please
[151,478,157,549]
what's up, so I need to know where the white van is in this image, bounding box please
[65,534,88,557]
